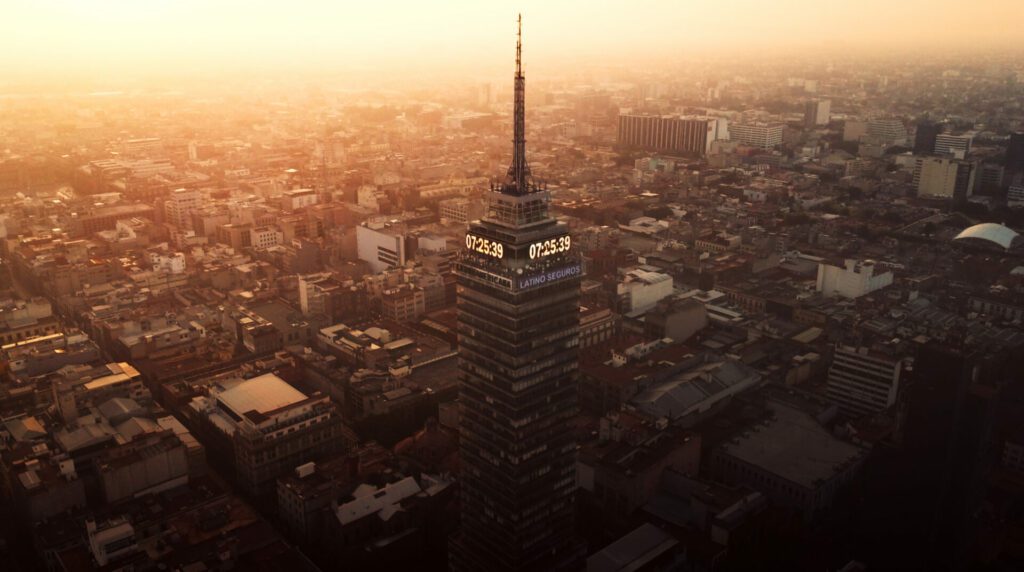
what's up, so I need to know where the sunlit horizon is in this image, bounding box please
[2,0,1023,89]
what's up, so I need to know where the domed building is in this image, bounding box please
[953,223,1021,250]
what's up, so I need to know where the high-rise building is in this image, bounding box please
[825,345,905,417]
[1004,132,1024,189]
[163,188,201,230]
[934,132,974,159]
[803,99,831,127]
[617,114,727,155]
[450,16,585,572]
[729,122,784,149]
[913,120,943,155]
[866,118,908,145]
[915,156,976,200]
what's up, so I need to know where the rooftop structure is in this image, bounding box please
[953,223,1020,250]
[714,401,865,518]
[215,373,307,420]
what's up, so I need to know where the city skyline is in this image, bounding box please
[1,5,1024,572]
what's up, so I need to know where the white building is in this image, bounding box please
[1008,185,1024,206]
[356,223,407,273]
[618,115,728,155]
[816,259,893,299]
[729,123,784,150]
[915,156,976,199]
[825,345,904,417]
[148,251,186,274]
[249,227,282,249]
[163,188,201,230]
[617,268,674,316]
[934,132,974,159]
[280,188,318,211]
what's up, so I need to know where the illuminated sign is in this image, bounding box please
[517,263,582,290]
[528,235,571,260]
[466,233,504,259]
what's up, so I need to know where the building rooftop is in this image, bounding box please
[336,475,422,526]
[632,359,761,420]
[953,222,1020,250]
[82,362,140,391]
[587,522,678,572]
[719,401,864,489]
[216,373,307,418]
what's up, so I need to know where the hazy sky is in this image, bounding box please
[2,0,1021,83]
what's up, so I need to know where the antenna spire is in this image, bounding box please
[516,14,522,78]
[504,13,532,195]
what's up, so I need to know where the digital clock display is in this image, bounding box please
[465,233,504,259]
[528,235,571,260]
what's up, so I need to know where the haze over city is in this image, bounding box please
[1,3,1024,572]
[3,0,1023,86]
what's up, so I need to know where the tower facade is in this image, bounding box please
[449,16,584,572]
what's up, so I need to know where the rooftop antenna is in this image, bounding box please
[504,13,532,195]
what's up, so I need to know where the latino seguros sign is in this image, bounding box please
[517,263,582,290]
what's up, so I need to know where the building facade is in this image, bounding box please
[816,259,894,299]
[356,223,408,273]
[190,373,346,495]
[450,18,585,571]
[825,345,904,417]
[729,123,783,150]
[617,114,727,156]
[915,156,976,200]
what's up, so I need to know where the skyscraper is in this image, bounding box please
[913,119,943,155]
[449,16,585,572]
[1004,132,1024,189]
[803,98,831,127]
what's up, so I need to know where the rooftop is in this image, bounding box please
[719,401,864,489]
[587,523,678,572]
[953,222,1020,250]
[216,373,307,418]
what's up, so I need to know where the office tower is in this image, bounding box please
[803,99,830,127]
[913,120,943,155]
[974,162,1005,195]
[825,345,904,417]
[729,122,784,149]
[866,118,908,145]
[617,114,726,155]
[915,156,976,200]
[934,132,974,159]
[1004,132,1024,189]
[450,16,584,572]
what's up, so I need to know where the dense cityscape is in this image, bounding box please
[2,5,1024,572]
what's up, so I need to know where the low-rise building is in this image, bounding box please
[816,259,893,299]
[188,373,347,495]
[712,400,865,520]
